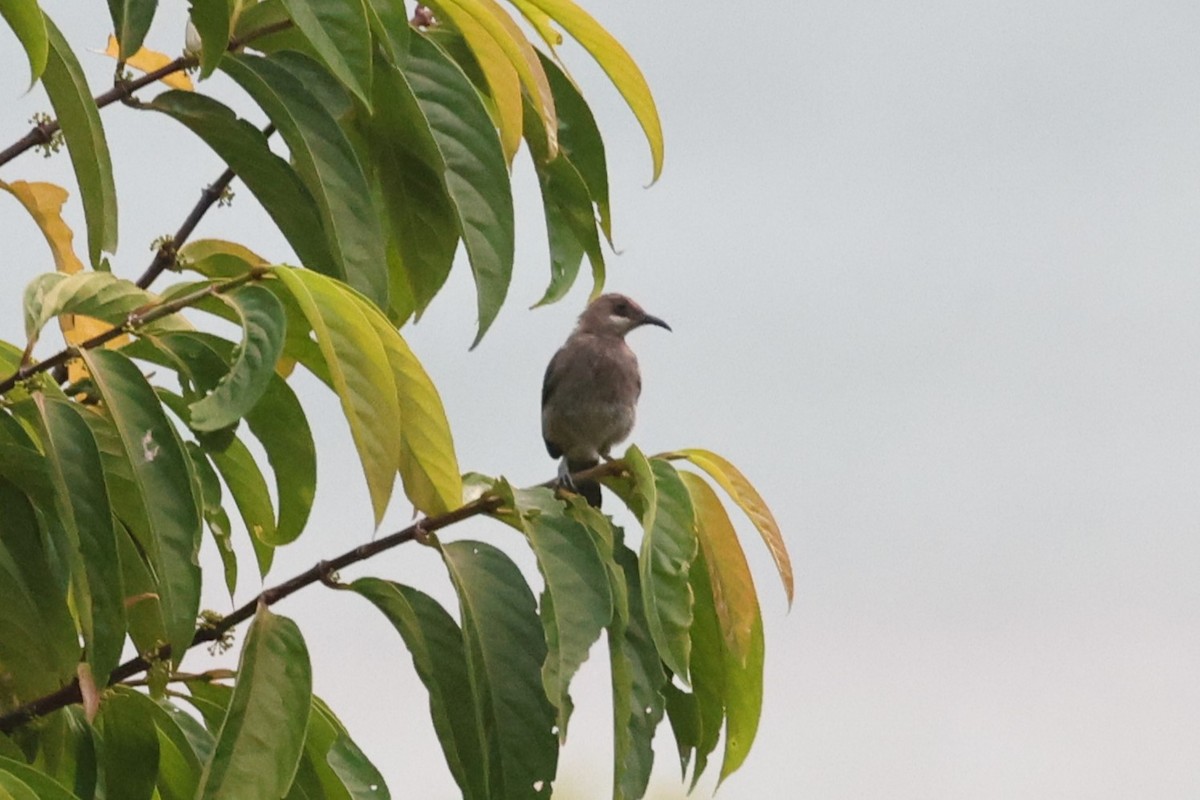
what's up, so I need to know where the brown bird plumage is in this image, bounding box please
[542,293,671,506]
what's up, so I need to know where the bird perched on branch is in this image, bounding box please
[542,293,671,507]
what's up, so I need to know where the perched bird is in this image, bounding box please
[542,293,671,506]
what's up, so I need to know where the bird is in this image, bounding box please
[542,293,671,507]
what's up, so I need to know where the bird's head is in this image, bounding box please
[577,293,672,337]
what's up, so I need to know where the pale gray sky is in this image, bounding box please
[2,1,1199,797]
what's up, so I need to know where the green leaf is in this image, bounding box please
[97,688,162,800]
[80,348,202,664]
[197,606,312,799]
[607,532,667,800]
[31,707,97,799]
[307,696,392,799]
[362,308,462,516]
[107,0,157,58]
[0,771,37,800]
[32,392,126,683]
[718,600,763,784]
[41,14,118,265]
[368,62,459,317]
[366,0,408,65]
[280,0,372,107]
[186,441,238,599]
[540,52,611,240]
[677,548,724,787]
[147,91,337,279]
[0,0,48,85]
[506,486,613,741]
[221,53,388,306]
[188,283,286,431]
[243,371,315,545]
[406,34,514,347]
[675,448,793,606]
[512,0,663,182]
[608,453,697,681]
[188,0,234,78]
[0,478,80,707]
[348,579,484,800]
[108,688,208,798]
[208,432,277,573]
[272,267,401,525]
[441,540,557,799]
[0,760,78,800]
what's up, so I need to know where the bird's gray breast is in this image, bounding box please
[542,335,641,461]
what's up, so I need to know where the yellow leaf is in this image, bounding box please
[675,448,793,607]
[0,180,84,273]
[363,302,464,515]
[509,0,663,181]
[103,35,194,91]
[679,471,759,665]
[428,2,524,163]
[0,180,125,379]
[441,0,559,158]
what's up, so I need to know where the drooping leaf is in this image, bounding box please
[221,53,388,306]
[540,51,611,239]
[349,578,485,800]
[366,0,408,65]
[0,0,48,85]
[0,478,79,707]
[677,548,725,787]
[511,0,663,182]
[675,448,793,606]
[147,91,337,278]
[102,35,193,89]
[503,486,613,741]
[307,695,392,800]
[607,452,696,682]
[426,0,522,163]
[106,0,157,58]
[186,440,238,598]
[80,348,202,664]
[0,758,76,800]
[406,34,514,347]
[208,432,276,573]
[607,531,667,800]
[188,0,234,78]
[243,371,315,545]
[718,598,763,784]
[0,180,83,274]
[679,472,758,664]
[42,14,118,265]
[279,0,372,107]
[188,283,286,431]
[368,62,459,318]
[97,687,162,800]
[32,392,126,683]
[362,307,462,516]
[31,707,98,799]
[196,607,311,799]
[441,540,557,799]
[272,267,401,525]
[107,687,208,798]
[523,97,604,305]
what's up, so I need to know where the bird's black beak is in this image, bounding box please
[639,313,671,332]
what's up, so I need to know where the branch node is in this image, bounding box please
[316,561,346,589]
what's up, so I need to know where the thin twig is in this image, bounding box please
[0,19,294,171]
[0,459,634,734]
[135,121,276,290]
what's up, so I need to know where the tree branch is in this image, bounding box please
[135,122,275,290]
[0,459,635,734]
[0,19,294,171]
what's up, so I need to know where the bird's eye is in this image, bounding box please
[614,302,631,317]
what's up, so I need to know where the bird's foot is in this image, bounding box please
[556,458,577,491]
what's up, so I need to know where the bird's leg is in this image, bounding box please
[556,457,577,491]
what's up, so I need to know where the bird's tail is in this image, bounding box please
[567,458,603,508]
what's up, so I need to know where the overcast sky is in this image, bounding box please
[3,1,1199,797]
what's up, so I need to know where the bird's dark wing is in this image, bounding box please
[542,347,564,458]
